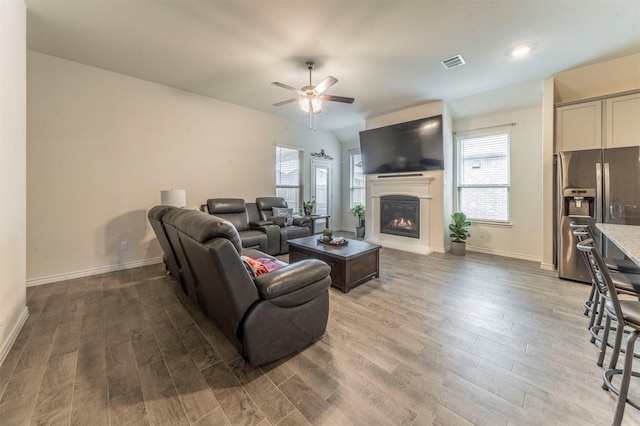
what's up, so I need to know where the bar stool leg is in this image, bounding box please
[608,322,626,370]
[613,329,640,426]
[585,281,597,315]
[598,314,612,368]
[591,294,605,343]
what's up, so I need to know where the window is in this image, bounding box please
[349,151,366,208]
[456,131,510,222]
[275,146,303,212]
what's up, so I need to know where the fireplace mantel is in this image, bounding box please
[366,174,437,255]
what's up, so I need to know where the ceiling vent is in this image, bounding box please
[441,54,466,69]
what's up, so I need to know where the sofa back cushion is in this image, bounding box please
[256,197,288,221]
[148,205,182,285]
[169,209,243,252]
[246,202,261,224]
[207,198,250,232]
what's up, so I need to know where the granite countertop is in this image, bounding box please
[595,223,640,266]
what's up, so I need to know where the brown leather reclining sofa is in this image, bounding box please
[148,205,331,365]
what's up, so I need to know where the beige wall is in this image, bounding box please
[554,53,640,103]
[27,51,341,284]
[0,0,28,364]
[454,106,544,262]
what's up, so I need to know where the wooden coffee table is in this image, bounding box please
[288,235,381,293]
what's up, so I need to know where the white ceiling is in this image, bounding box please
[25,1,640,131]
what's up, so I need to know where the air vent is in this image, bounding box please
[441,54,466,69]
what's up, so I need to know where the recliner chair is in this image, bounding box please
[256,197,311,254]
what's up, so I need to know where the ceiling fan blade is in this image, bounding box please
[320,94,355,104]
[271,81,302,94]
[273,98,299,107]
[314,76,338,94]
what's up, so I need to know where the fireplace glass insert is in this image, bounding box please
[380,195,420,238]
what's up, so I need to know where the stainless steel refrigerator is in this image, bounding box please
[558,146,640,282]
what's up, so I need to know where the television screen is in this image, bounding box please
[359,115,443,175]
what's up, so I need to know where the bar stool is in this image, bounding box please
[577,238,640,426]
[569,222,640,275]
[571,223,640,337]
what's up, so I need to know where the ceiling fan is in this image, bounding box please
[272,61,355,129]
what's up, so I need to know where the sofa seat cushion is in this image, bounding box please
[282,225,310,240]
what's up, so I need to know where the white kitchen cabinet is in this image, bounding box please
[555,101,602,152]
[605,92,640,148]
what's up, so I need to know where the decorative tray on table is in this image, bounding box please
[317,237,348,247]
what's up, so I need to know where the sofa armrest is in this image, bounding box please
[292,215,311,227]
[254,259,330,300]
[250,220,274,228]
[249,223,280,255]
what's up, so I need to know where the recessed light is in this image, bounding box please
[511,45,531,58]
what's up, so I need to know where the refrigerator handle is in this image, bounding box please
[596,162,602,223]
[604,162,611,222]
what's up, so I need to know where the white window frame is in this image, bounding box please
[455,130,511,224]
[349,150,365,208]
[275,146,303,212]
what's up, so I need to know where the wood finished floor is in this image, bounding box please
[1,248,640,425]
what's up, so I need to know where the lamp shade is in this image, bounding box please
[160,189,186,208]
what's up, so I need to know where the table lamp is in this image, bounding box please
[160,189,187,208]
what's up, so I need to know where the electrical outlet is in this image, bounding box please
[120,241,128,250]
[479,230,486,238]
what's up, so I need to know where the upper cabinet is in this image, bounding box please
[605,92,640,149]
[556,101,602,152]
[555,92,640,152]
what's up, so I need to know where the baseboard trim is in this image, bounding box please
[466,246,542,263]
[26,257,164,287]
[540,262,556,271]
[0,307,29,367]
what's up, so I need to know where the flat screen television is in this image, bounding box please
[359,114,444,175]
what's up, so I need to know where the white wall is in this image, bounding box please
[27,51,340,284]
[0,0,28,365]
[554,53,640,103]
[454,107,543,262]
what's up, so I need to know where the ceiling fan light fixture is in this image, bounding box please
[299,97,322,113]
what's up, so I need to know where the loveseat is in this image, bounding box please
[148,205,331,365]
[204,197,311,255]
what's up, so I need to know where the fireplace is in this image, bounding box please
[380,195,420,238]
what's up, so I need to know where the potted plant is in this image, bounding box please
[350,202,366,238]
[302,200,315,216]
[449,211,471,255]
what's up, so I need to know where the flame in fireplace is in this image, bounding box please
[388,217,415,230]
